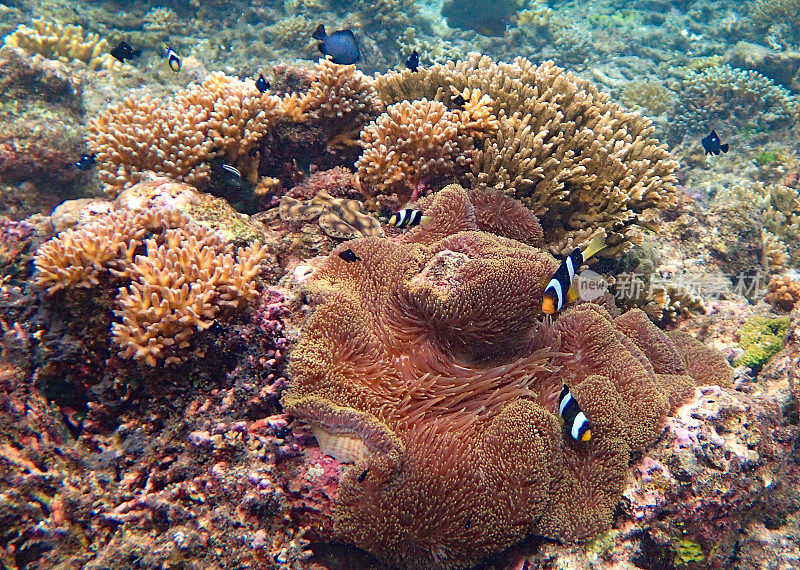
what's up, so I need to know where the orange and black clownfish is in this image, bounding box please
[541,233,606,315]
[558,385,592,442]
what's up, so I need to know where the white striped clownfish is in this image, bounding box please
[558,384,592,442]
[542,233,606,315]
[388,208,431,229]
[166,46,181,72]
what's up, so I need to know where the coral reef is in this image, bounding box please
[33,179,271,366]
[750,0,800,47]
[668,65,800,143]
[3,18,119,70]
[297,59,382,146]
[619,80,676,116]
[766,274,800,312]
[374,54,679,256]
[282,186,730,569]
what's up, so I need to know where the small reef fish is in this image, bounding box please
[166,46,181,72]
[388,208,430,229]
[339,248,362,263]
[451,93,466,107]
[255,73,270,93]
[701,130,729,155]
[312,24,361,65]
[558,385,592,442]
[74,153,96,170]
[207,157,255,207]
[542,233,606,315]
[405,50,419,72]
[109,40,141,63]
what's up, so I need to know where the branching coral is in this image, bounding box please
[356,95,498,202]
[3,18,119,70]
[668,65,800,142]
[373,54,678,256]
[282,187,731,569]
[86,73,292,196]
[298,59,382,145]
[33,200,268,366]
[619,80,676,116]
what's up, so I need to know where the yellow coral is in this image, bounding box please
[3,18,119,70]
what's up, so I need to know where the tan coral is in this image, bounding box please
[373,54,678,255]
[86,73,291,196]
[298,59,383,145]
[765,274,800,312]
[356,97,498,202]
[33,204,268,366]
[113,229,267,366]
[3,18,119,70]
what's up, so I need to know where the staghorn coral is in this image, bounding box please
[298,59,383,145]
[356,94,498,202]
[3,18,119,70]
[86,73,291,196]
[282,187,731,569]
[279,191,383,240]
[765,274,800,311]
[33,196,269,366]
[668,65,800,142]
[373,54,678,256]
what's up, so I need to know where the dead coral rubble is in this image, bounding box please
[282,185,731,570]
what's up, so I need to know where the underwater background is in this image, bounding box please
[1,0,800,568]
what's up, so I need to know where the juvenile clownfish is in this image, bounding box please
[542,233,606,315]
[388,208,431,229]
[558,385,592,442]
[166,46,181,72]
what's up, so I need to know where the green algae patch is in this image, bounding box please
[673,539,705,566]
[735,316,790,369]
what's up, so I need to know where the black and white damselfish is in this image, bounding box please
[165,46,181,72]
[542,233,605,315]
[388,208,430,229]
[558,385,592,442]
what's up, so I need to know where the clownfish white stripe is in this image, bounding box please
[558,384,592,442]
[571,411,589,441]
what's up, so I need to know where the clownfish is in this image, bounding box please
[558,385,592,442]
[166,46,181,72]
[388,208,430,229]
[542,233,606,315]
